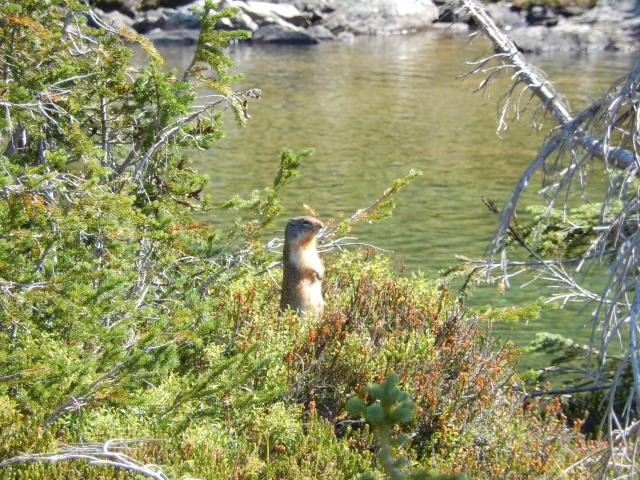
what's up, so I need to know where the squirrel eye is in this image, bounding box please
[303,220,311,226]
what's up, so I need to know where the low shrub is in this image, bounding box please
[1,252,602,479]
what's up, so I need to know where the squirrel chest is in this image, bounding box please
[280,216,325,317]
[281,242,324,317]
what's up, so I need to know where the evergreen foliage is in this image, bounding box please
[347,373,465,480]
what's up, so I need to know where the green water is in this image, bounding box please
[160,33,638,362]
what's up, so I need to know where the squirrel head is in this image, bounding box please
[285,216,324,247]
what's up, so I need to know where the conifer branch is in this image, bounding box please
[43,364,123,428]
[131,89,261,180]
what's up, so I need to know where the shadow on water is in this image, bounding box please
[157,32,639,368]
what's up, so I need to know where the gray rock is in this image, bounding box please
[485,3,525,30]
[97,8,137,29]
[431,22,469,35]
[92,0,139,17]
[572,0,640,50]
[526,4,558,27]
[139,0,195,8]
[133,8,169,32]
[336,30,354,42]
[596,0,638,12]
[510,25,561,53]
[556,5,589,17]
[217,11,260,32]
[145,27,200,44]
[222,0,307,27]
[247,1,307,26]
[323,0,438,35]
[266,0,336,13]
[556,22,612,50]
[162,7,201,29]
[483,0,639,53]
[435,2,466,23]
[304,7,325,24]
[575,0,636,24]
[306,24,334,40]
[252,23,319,43]
[510,23,612,53]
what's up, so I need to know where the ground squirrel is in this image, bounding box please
[280,216,324,317]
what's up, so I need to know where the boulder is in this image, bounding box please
[526,4,558,27]
[323,0,438,35]
[265,0,336,14]
[145,27,200,44]
[133,8,169,32]
[554,22,612,50]
[556,5,589,17]
[162,7,201,29]
[91,0,140,17]
[97,8,137,29]
[485,2,525,30]
[246,1,308,26]
[252,23,319,43]
[222,0,307,27]
[306,24,335,41]
[435,2,466,23]
[573,1,640,50]
[336,30,354,42]
[217,11,260,32]
[303,7,325,25]
[510,23,611,53]
[138,0,196,9]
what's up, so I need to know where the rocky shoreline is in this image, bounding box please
[94,0,640,53]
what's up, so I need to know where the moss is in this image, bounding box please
[1,253,601,479]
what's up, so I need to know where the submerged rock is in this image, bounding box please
[510,23,612,53]
[145,27,200,44]
[431,22,469,35]
[252,23,319,43]
[305,24,334,41]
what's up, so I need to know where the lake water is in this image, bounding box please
[159,32,639,366]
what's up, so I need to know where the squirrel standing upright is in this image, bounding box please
[280,216,324,317]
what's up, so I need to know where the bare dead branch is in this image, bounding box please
[0,439,172,480]
[459,0,635,169]
[453,0,640,474]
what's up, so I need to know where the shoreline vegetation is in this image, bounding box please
[93,0,640,53]
[2,0,640,479]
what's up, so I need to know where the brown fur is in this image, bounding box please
[280,216,324,317]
